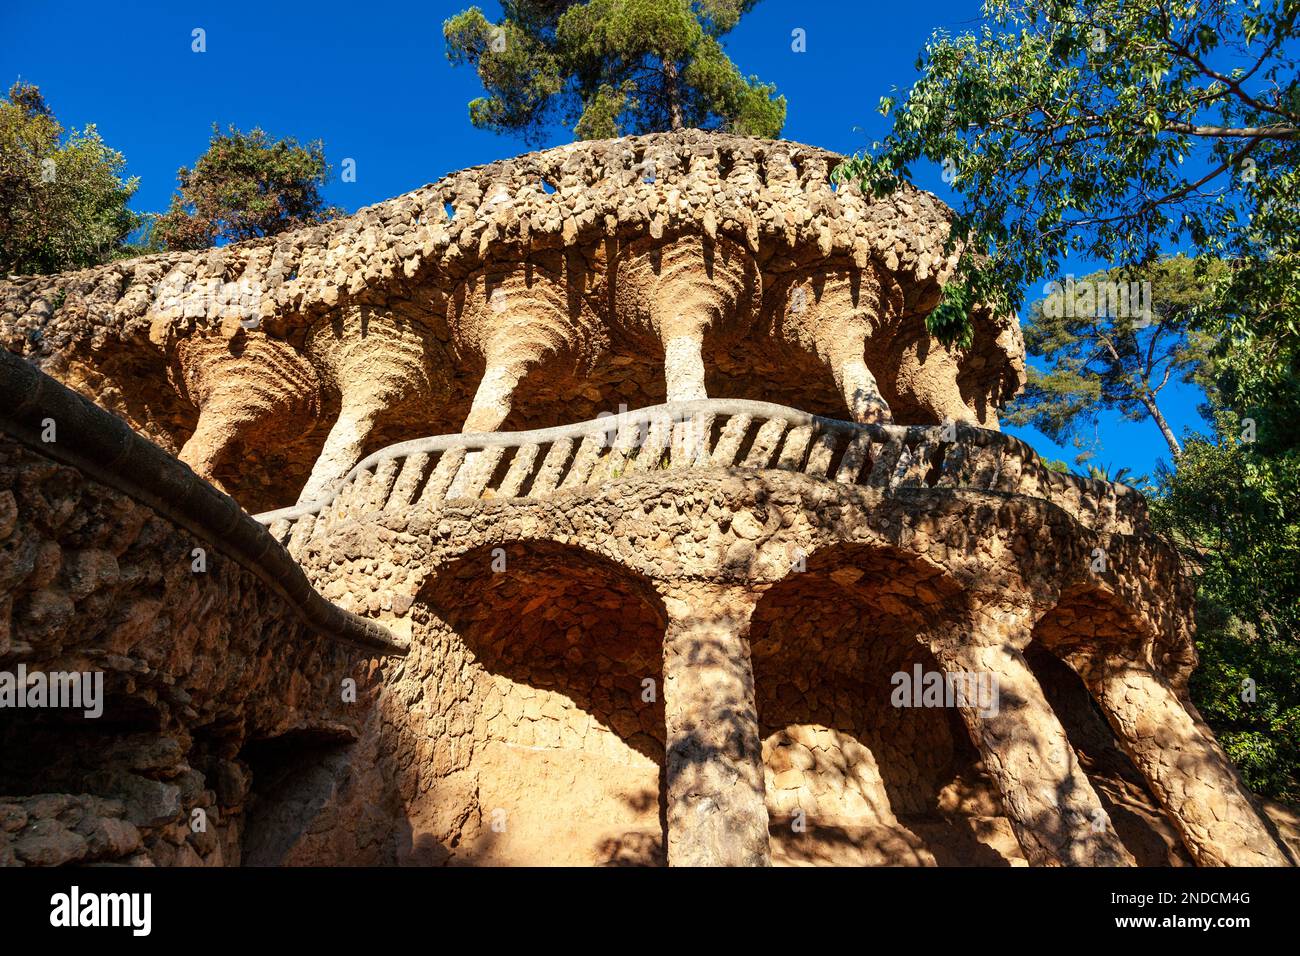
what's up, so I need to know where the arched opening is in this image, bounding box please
[238,726,378,866]
[750,543,1020,866]
[391,540,668,866]
[1029,589,1193,865]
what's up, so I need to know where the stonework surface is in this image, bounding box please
[2,129,1295,868]
[0,437,377,866]
[263,468,1291,866]
[2,129,1023,512]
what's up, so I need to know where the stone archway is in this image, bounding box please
[390,540,669,866]
[748,542,1020,866]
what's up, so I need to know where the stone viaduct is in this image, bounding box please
[0,130,1292,867]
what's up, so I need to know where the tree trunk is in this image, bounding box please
[1140,392,1183,459]
[1097,333,1182,460]
[663,59,683,131]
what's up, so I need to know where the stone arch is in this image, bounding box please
[1031,583,1160,666]
[388,539,669,866]
[1026,585,1288,866]
[748,541,1019,865]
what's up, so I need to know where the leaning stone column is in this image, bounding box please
[462,348,527,434]
[823,330,891,424]
[298,306,439,504]
[1066,655,1290,866]
[780,270,892,424]
[659,584,770,866]
[174,332,321,494]
[300,390,385,503]
[926,614,1134,866]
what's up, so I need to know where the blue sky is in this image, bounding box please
[0,0,1210,477]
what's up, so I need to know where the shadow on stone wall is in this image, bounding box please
[390,540,669,866]
[750,540,1019,865]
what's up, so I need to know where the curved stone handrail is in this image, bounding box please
[0,349,405,656]
[256,398,1146,549]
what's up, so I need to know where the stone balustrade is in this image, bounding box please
[256,398,1147,551]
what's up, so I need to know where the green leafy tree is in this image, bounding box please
[1006,255,1223,460]
[443,0,785,143]
[0,80,145,275]
[1148,251,1299,799]
[1152,391,1300,800]
[836,0,1299,346]
[1184,601,1300,802]
[154,125,341,251]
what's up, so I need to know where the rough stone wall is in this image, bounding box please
[0,437,376,866]
[267,465,1228,866]
[4,129,1287,869]
[3,374,1286,868]
[751,556,963,841]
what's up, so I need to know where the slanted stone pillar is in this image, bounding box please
[1064,655,1291,866]
[300,390,385,504]
[926,612,1134,866]
[462,352,525,434]
[823,329,891,424]
[778,270,892,424]
[658,583,770,866]
[298,306,439,505]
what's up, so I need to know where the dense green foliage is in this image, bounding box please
[154,125,340,251]
[443,0,785,142]
[836,0,1299,347]
[1153,202,1297,800]
[0,81,145,275]
[1151,391,1300,800]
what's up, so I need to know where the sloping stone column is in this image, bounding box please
[1064,655,1291,866]
[659,583,770,866]
[463,358,524,434]
[174,332,320,494]
[778,270,892,424]
[925,612,1134,866]
[298,306,439,504]
[300,391,384,503]
[823,329,891,424]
